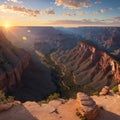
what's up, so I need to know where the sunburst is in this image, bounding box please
[4,23,12,29]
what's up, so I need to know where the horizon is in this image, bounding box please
[0,25,120,28]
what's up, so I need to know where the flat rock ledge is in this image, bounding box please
[0,101,21,113]
[76,92,99,120]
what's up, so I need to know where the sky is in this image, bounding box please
[0,0,120,27]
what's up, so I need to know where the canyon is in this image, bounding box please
[0,26,120,120]
[2,27,120,99]
[51,41,120,93]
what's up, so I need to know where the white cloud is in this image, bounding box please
[95,0,101,4]
[63,12,75,16]
[0,4,41,17]
[47,18,120,26]
[55,0,91,9]
[93,8,112,15]
[77,11,85,15]
[7,0,22,4]
[43,9,55,15]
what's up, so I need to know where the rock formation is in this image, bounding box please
[1,92,120,120]
[99,86,110,96]
[0,103,13,113]
[0,101,21,113]
[76,92,99,120]
[51,41,120,91]
[0,29,31,91]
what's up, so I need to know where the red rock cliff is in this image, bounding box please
[51,41,120,90]
[0,29,31,91]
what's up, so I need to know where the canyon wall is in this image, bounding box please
[51,41,120,91]
[0,29,31,91]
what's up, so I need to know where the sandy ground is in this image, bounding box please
[93,93,120,120]
[0,94,120,120]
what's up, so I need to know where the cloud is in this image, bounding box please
[100,9,108,13]
[55,0,91,9]
[46,18,120,27]
[107,16,120,26]
[43,9,55,15]
[7,0,22,4]
[95,0,101,4]
[77,11,85,15]
[63,11,85,16]
[114,17,120,21]
[47,19,107,26]
[0,5,41,17]
[93,8,112,15]
[63,12,75,16]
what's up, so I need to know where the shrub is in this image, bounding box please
[76,109,87,120]
[99,105,104,110]
[112,85,118,93]
[38,93,60,106]
[0,90,14,104]
[92,91,99,96]
[38,100,47,105]
[76,111,81,116]
[47,93,60,101]
[7,96,15,103]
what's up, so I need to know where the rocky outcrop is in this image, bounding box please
[99,86,110,96]
[0,103,13,113]
[0,101,21,113]
[76,92,99,120]
[67,27,120,58]
[0,29,31,91]
[1,93,120,120]
[52,41,120,91]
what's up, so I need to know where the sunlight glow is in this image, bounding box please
[22,36,27,41]
[4,23,12,29]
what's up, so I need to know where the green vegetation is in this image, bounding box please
[38,92,60,105]
[76,109,87,120]
[60,73,83,98]
[112,85,119,93]
[0,90,14,104]
[47,93,60,101]
[92,91,99,96]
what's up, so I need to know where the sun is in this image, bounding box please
[4,23,12,29]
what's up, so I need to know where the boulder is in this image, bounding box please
[76,92,99,120]
[41,104,56,113]
[48,99,64,108]
[0,103,13,113]
[13,101,21,106]
[99,86,110,96]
